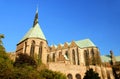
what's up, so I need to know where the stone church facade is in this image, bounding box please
[16,9,115,79]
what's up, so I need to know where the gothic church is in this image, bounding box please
[16,9,117,79]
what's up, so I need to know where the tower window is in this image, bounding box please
[24,42,27,53]
[38,42,43,60]
[30,40,35,58]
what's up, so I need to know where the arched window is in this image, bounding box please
[30,40,35,58]
[91,48,94,56]
[53,53,55,62]
[38,42,43,60]
[77,48,80,65]
[91,48,96,65]
[59,52,62,58]
[47,54,50,62]
[72,49,76,65]
[67,74,73,79]
[76,74,81,79]
[59,52,62,57]
[24,42,27,53]
[65,51,69,59]
[84,50,89,66]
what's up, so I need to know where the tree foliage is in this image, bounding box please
[40,69,66,79]
[83,68,100,79]
[0,42,13,79]
[13,53,37,68]
[11,66,41,79]
[0,34,4,45]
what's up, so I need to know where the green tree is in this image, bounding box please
[0,51,13,79]
[0,34,4,45]
[11,66,41,79]
[0,34,5,52]
[13,53,37,68]
[83,68,100,79]
[40,69,67,79]
[0,35,13,79]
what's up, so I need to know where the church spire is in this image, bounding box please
[33,8,38,27]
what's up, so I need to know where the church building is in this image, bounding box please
[16,9,119,79]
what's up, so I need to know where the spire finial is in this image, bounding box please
[36,4,38,13]
[33,7,38,27]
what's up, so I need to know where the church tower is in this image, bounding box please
[16,9,48,64]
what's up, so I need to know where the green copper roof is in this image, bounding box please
[50,39,96,48]
[19,23,46,43]
[101,55,111,62]
[75,39,96,48]
[115,56,120,61]
[101,55,120,62]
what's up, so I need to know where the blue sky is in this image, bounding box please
[0,0,120,56]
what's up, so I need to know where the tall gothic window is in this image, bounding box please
[30,40,35,58]
[76,74,81,79]
[38,42,43,60]
[59,52,62,57]
[91,48,95,65]
[59,52,62,58]
[84,50,89,66]
[58,52,63,61]
[67,74,73,79]
[96,49,102,65]
[53,53,55,62]
[47,54,50,62]
[65,51,69,59]
[72,49,76,65]
[77,48,80,65]
[24,42,27,53]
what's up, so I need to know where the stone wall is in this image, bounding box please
[48,62,86,79]
[48,63,115,79]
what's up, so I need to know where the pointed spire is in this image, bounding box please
[33,7,38,27]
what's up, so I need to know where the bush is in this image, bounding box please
[40,69,67,79]
[83,68,100,79]
[11,66,41,79]
[0,45,13,79]
[13,53,37,68]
